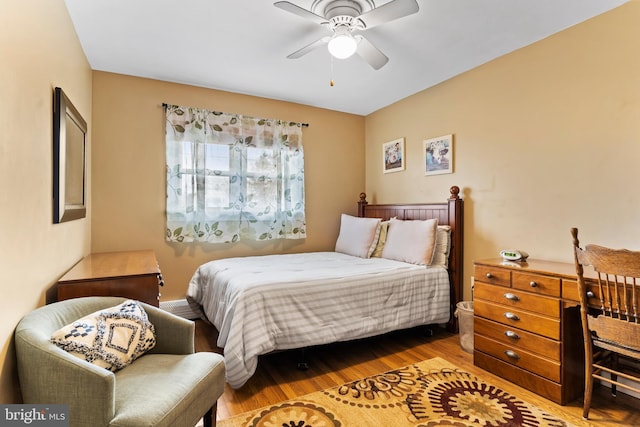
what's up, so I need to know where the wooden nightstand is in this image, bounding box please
[57,250,164,307]
[473,258,585,405]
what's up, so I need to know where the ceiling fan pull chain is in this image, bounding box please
[330,55,335,87]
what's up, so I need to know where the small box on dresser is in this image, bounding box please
[57,250,163,307]
[473,258,585,405]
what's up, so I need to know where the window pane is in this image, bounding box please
[183,173,195,213]
[176,142,195,213]
[205,143,230,172]
[247,176,276,210]
[247,147,275,174]
[246,147,276,213]
[205,176,230,213]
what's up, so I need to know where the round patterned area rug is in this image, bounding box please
[219,357,574,427]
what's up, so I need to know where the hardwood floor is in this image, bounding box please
[195,320,639,426]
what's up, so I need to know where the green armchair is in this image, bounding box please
[14,296,225,427]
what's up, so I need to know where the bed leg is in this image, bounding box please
[297,349,309,370]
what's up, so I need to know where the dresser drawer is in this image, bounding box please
[474,351,564,404]
[474,317,560,361]
[474,300,560,340]
[57,275,161,306]
[562,279,580,302]
[512,271,561,297]
[562,279,602,306]
[475,265,510,287]
[474,334,561,382]
[474,283,560,317]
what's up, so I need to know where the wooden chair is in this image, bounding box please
[571,228,640,419]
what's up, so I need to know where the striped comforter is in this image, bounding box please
[186,251,450,388]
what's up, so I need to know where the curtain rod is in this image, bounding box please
[161,103,309,127]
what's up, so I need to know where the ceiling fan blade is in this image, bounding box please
[356,36,388,70]
[287,36,330,59]
[357,0,419,29]
[274,1,328,25]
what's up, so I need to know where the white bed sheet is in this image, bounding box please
[187,251,450,388]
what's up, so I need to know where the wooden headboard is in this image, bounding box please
[357,186,464,332]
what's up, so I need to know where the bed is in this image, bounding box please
[187,186,464,389]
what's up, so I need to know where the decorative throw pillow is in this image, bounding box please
[371,220,389,258]
[381,218,438,265]
[335,214,382,258]
[51,300,156,372]
[431,225,452,267]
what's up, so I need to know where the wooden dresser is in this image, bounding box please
[473,258,586,405]
[57,250,164,307]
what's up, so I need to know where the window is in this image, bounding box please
[165,105,305,243]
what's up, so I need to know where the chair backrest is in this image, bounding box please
[14,297,126,425]
[571,228,640,357]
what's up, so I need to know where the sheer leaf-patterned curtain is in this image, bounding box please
[164,104,306,243]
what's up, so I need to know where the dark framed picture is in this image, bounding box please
[53,87,87,223]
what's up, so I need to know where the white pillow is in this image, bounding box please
[381,218,438,265]
[335,214,382,258]
[51,300,156,372]
[431,225,452,267]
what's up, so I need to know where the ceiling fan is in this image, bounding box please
[274,0,419,70]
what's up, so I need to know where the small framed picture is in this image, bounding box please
[424,134,453,175]
[382,138,405,173]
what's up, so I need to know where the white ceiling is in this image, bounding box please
[64,0,627,116]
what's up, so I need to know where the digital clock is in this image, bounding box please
[499,249,529,262]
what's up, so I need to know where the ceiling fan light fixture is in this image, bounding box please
[327,33,357,59]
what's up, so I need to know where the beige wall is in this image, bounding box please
[365,1,640,301]
[91,72,365,301]
[0,1,92,402]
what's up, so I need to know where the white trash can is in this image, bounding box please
[455,301,474,353]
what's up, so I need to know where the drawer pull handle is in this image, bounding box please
[486,273,494,279]
[529,281,538,288]
[504,312,520,321]
[504,330,520,340]
[587,291,595,298]
[504,293,520,302]
[505,350,520,360]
